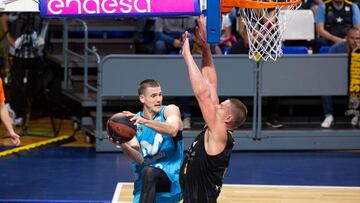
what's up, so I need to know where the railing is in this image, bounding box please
[62,18,100,99]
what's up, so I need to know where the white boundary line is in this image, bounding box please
[112,182,360,202]
[115,182,360,190]
[112,182,123,203]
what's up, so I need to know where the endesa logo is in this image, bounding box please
[41,0,200,17]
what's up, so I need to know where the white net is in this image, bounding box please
[239,3,301,61]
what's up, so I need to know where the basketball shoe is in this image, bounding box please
[266,119,283,128]
[321,115,334,128]
[351,115,359,127]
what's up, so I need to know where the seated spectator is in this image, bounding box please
[194,14,234,55]
[228,6,276,55]
[310,0,323,16]
[321,27,360,128]
[133,18,156,54]
[313,0,360,53]
[219,13,236,54]
[227,14,250,54]
[353,0,360,7]
[153,17,195,54]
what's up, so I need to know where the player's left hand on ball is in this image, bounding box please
[130,115,146,125]
[122,111,135,118]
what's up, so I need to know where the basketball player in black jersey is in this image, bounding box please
[180,15,248,203]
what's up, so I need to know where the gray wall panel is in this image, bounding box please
[101,55,256,97]
[261,54,348,96]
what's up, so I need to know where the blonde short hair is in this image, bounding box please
[228,98,248,128]
[138,79,160,95]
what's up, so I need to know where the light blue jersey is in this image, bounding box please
[132,106,183,203]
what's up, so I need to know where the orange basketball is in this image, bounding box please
[106,113,136,144]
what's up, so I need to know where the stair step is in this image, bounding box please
[69,75,97,82]
[46,54,100,68]
[50,38,135,44]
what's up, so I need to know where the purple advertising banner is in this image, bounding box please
[40,0,201,17]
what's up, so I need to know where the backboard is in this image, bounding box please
[0,0,39,12]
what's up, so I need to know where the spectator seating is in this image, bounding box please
[319,46,331,54]
[282,46,309,54]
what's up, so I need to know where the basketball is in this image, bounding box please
[106,113,136,144]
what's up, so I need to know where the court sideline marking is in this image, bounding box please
[112,182,360,203]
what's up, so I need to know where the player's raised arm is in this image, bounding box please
[196,15,219,105]
[181,31,223,138]
[181,31,210,98]
[195,15,218,94]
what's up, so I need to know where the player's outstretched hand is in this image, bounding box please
[122,111,135,118]
[195,14,207,47]
[130,115,147,125]
[123,111,147,125]
[181,31,191,56]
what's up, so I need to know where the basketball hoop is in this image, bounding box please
[221,0,301,61]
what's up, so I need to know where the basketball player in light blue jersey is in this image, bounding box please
[120,79,183,203]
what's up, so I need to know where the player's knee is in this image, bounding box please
[141,166,160,183]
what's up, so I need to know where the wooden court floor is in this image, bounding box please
[113,183,360,203]
[0,117,93,147]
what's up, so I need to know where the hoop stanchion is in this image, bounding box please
[206,0,221,44]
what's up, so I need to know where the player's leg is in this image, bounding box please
[139,166,171,203]
[9,56,27,125]
[133,192,141,203]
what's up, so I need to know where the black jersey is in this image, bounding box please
[325,0,353,38]
[180,128,235,203]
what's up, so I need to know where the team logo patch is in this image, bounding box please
[137,124,143,134]
[336,17,343,23]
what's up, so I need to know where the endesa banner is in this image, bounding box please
[40,0,201,17]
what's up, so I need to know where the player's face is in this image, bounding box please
[140,86,163,113]
[347,30,360,50]
[219,99,232,121]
